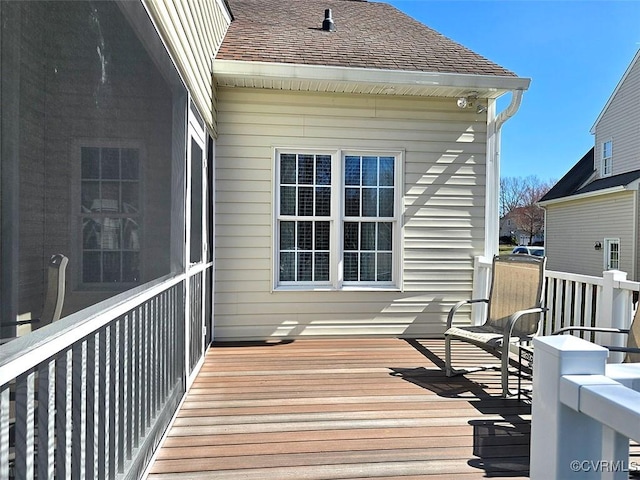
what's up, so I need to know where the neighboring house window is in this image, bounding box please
[81,146,141,285]
[602,140,613,177]
[275,150,400,288]
[605,238,620,270]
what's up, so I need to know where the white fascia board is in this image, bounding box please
[537,186,627,207]
[212,59,531,96]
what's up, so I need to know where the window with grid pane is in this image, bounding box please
[278,153,331,283]
[81,146,141,285]
[343,155,394,283]
[602,140,612,177]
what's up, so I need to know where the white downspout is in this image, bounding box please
[484,89,525,259]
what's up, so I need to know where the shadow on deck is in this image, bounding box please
[147,338,531,479]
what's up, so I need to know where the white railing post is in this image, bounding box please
[471,256,491,326]
[601,270,629,363]
[530,335,609,479]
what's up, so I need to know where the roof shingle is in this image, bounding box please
[217,0,517,77]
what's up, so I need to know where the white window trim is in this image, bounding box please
[604,237,620,271]
[272,147,403,292]
[601,139,613,177]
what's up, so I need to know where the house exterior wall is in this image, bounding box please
[544,191,636,278]
[593,56,640,178]
[144,0,231,132]
[215,87,488,340]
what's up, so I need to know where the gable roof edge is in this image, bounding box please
[590,49,640,134]
[213,59,531,98]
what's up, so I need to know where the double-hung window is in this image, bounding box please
[275,150,400,289]
[602,140,613,177]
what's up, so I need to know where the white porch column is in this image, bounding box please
[600,270,630,363]
[530,335,609,479]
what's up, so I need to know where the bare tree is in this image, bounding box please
[500,177,526,218]
[500,176,554,244]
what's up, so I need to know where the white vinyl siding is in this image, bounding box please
[544,191,635,278]
[215,88,487,340]
[593,55,640,178]
[144,0,231,133]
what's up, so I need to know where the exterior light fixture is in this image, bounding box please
[594,241,602,250]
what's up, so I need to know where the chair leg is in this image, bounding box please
[501,342,511,398]
[445,335,453,377]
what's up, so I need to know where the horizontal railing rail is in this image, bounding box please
[531,336,640,479]
[0,272,198,480]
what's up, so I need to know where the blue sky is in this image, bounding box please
[387,0,640,181]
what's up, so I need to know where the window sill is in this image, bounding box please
[273,285,401,293]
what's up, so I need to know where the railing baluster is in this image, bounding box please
[86,335,97,479]
[130,310,138,452]
[99,326,109,480]
[55,349,72,478]
[121,314,129,465]
[0,386,9,478]
[37,360,56,480]
[15,370,36,479]
[109,321,119,476]
[72,341,87,479]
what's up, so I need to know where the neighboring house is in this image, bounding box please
[499,208,544,245]
[539,50,640,280]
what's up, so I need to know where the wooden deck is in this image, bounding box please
[147,338,532,479]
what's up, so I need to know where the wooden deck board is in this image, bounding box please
[147,338,532,479]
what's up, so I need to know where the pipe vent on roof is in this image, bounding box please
[322,9,336,32]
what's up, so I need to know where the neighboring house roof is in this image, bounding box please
[218,0,516,77]
[590,49,640,134]
[539,148,595,202]
[539,147,640,205]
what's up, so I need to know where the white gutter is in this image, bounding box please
[484,89,526,258]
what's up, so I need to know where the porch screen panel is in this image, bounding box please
[0,0,187,334]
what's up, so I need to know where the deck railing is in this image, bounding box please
[531,335,640,479]
[0,267,211,480]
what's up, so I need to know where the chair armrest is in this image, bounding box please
[504,307,548,336]
[446,298,488,329]
[552,325,630,335]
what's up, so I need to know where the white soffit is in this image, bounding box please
[213,60,531,98]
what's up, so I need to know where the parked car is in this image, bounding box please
[512,246,545,257]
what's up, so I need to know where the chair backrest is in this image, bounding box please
[624,305,640,363]
[40,254,69,322]
[486,254,546,336]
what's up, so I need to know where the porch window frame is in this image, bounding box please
[604,237,620,271]
[601,139,613,177]
[273,147,403,291]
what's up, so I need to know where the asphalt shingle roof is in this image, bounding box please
[218,0,517,77]
[540,147,640,203]
[539,148,595,202]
